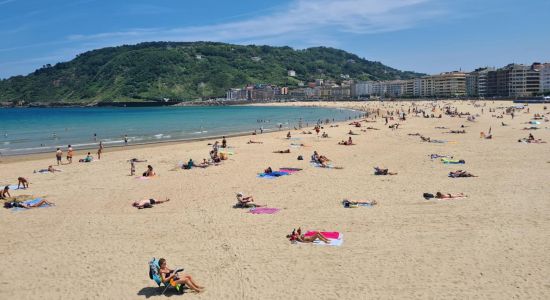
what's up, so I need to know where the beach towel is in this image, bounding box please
[248,207,280,214]
[305,231,340,239]
[430,154,451,160]
[257,171,290,179]
[279,168,302,174]
[441,158,465,164]
[11,198,52,212]
[310,162,334,168]
[136,176,157,180]
[343,202,374,208]
[305,231,343,247]
[431,140,447,143]
[218,150,234,155]
[5,184,25,190]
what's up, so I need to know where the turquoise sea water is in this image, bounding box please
[0,106,358,155]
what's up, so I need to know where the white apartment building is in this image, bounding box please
[540,63,550,93]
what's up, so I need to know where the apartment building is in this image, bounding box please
[541,63,550,93]
[432,72,467,98]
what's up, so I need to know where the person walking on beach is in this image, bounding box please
[67,145,73,164]
[97,141,103,159]
[56,148,63,166]
[124,135,128,145]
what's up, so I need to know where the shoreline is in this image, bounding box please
[1,104,364,160]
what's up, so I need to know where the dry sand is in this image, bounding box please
[1,100,549,299]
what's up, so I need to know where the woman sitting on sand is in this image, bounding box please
[449,170,476,178]
[132,198,170,209]
[374,167,397,175]
[143,165,156,177]
[4,198,55,209]
[159,258,204,293]
[286,132,291,139]
[287,228,330,244]
[79,152,93,163]
[0,186,10,199]
[273,149,291,153]
[321,132,329,138]
[235,192,265,208]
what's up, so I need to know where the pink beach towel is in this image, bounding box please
[305,231,340,239]
[279,169,300,174]
[248,207,280,214]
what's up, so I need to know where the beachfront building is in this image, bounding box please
[508,64,540,97]
[486,63,541,98]
[466,68,494,97]
[432,72,467,98]
[541,63,550,93]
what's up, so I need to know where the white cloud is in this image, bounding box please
[0,0,16,5]
[67,0,444,47]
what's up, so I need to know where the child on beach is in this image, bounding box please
[18,177,29,189]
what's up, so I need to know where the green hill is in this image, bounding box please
[0,42,423,104]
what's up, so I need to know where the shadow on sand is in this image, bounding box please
[137,286,186,298]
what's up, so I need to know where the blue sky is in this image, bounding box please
[1,0,549,79]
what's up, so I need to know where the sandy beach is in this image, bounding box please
[1,100,549,299]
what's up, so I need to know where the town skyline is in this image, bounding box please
[1,0,549,79]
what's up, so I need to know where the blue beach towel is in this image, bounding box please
[257,171,290,179]
[11,198,52,212]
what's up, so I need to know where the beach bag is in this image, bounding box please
[297,155,303,160]
[423,193,434,199]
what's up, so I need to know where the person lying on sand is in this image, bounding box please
[143,165,156,177]
[436,192,467,199]
[424,192,467,199]
[420,136,431,142]
[128,158,147,163]
[235,192,265,208]
[301,131,313,134]
[348,130,359,135]
[3,198,55,209]
[159,258,205,293]
[448,130,466,134]
[342,199,377,208]
[449,170,477,178]
[18,177,29,189]
[287,228,330,244]
[408,133,421,136]
[338,137,354,145]
[273,149,291,153]
[247,140,263,144]
[374,167,397,175]
[196,159,210,168]
[34,165,62,173]
[132,198,170,209]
